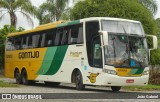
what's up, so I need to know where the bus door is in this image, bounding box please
[91,36,103,85]
[85,21,103,85]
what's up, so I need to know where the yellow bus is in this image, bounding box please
[5,17,157,91]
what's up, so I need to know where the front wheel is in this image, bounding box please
[76,71,85,90]
[111,86,121,92]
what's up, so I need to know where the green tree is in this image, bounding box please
[156,18,160,36]
[70,0,157,35]
[0,25,24,68]
[37,0,69,24]
[75,0,158,15]
[60,8,72,20]
[138,0,157,15]
[150,18,160,65]
[0,0,37,27]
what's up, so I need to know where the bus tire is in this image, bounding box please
[111,86,121,92]
[15,69,22,84]
[76,71,85,90]
[21,69,30,85]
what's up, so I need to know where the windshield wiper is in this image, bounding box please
[130,34,145,38]
[121,25,131,66]
[111,36,116,59]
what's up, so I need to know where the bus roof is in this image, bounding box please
[81,17,140,23]
[7,17,140,37]
[7,20,80,37]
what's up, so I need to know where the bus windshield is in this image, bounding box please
[102,20,144,35]
[102,20,148,68]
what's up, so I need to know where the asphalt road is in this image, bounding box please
[0,78,160,102]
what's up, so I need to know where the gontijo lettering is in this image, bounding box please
[18,51,39,59]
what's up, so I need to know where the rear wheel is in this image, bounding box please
[15,70,22,84]
[111,86,121,92]
[21,69,33,85]
[76,71,85,90]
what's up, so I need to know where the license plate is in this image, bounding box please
[126,79,134,83]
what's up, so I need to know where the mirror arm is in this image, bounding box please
[98,31,109,46]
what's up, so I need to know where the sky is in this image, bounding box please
[0,0,160,30]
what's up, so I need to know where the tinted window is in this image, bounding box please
[21,36,27,49]
[41,33,45,47]
[28,35,32,48]
[68,24,83,44]
[6,23,84,50]
[6,37,14,51]
[55,28,63,46]
[45,30,56,47]
[32,34,40,48]
[77,26,83,44]
[86,21,100,66]
[61,28,69,45]
[14,36,21,50]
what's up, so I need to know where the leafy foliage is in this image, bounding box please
[138,0,157,15]
[156,18,160,36]
[150,18,160,65]
[71,0,157,35]
[149,73,160,85]
[37,0,69,24]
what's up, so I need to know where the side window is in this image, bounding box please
[14,36,21,50]
[41,33,46,47]
[28,35,32,48]
[32,34,40,48]
[77,25,83,44]
[70,26,78,44]
[68,24,83,45]
[21,36,28,49]
[61,28,69,45]
[6,37,14,51]
[92,37,102,68]
[55,28,63,46]
[44,30,55,47]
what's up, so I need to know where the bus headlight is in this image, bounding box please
[103,69,117,75]
[142,70,149,75]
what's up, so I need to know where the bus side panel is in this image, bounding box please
[5,48,47,80]
[5,51,15,78]
[35,45,92,84]
[22,48,47,80]
[5,62,13,78]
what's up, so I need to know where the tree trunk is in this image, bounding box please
[55,9,61,21]
[10,12,17,28]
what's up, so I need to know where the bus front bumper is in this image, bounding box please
[102,74,149,86]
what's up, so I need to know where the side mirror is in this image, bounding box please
[147,35,158,50]
[146,35,158,60]
[98,31,108,46]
